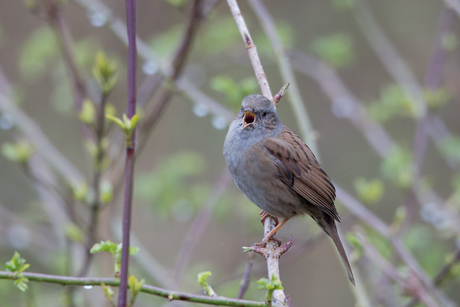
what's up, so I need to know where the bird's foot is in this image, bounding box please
[247,235,294,257]
[259,210,279,226]
[252,233,282,247]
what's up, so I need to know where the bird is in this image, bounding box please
[223,94,355,285]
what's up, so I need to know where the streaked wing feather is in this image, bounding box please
[263,126,340,221]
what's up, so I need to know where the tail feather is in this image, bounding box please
[324,214,355,286]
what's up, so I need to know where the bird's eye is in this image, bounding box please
[262,112,267,117]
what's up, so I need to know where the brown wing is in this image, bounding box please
[262,126,339,221]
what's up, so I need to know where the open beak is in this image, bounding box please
[243,109,255,128]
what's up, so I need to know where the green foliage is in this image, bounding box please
[5,252,30,292]
[254,21,295,52]
[423,87,451,109]
[101,282,115,306]
[85,138,111,171]
[50,71,73,114]
[353,177,384,205]
[71,181,89,203]
[311,33,353,68]
[128,275,145,306]
[105,103,117,117]
[90,240,140,276]
[79,99,96,125]
[452,173,460,204]
[198,18,241,55]
[93,51,118,94]
[366,228,392,260]
[390,206,406,233]
[6,252,29,272]
[0,23,4,47]
[368,85,418,122]
[381,146,413,188]
[257,275,283,305]
[136,151,208,220]
[197,271,216,297]
[2,140,35,164]
[64,223,85,243]
[332,0,356,9]
[439,136,460,163]
[404,225,446,275]
[149,25,184,59]
[100,180,113,204]
[346,232,363,259]
[441,32,458,51]
[164,0,187,9]
[210,76,258,110]
[19,26,59,79]
[106,114,140,148]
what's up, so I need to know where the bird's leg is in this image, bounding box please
[260,218,290,245]
[259,210,279,226]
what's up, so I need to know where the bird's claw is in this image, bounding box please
[259,211,279,226]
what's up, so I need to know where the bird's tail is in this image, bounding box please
[324,214,355,286]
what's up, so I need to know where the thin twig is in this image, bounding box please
[111,226,176,289]
[237,251,256,299]
[72,0,216,289]
[248,0,318,155]
[173,170,233,284]
[0,87,84,187]
[354,229,440,307]
[403,7,454,230]
[45,2,94,142]
[289,51,394,158]
[291,51,459,240]
[336,186,454,306]
[0,271,271,307]
[117,0,137,305]
[226,0,289,304]
[226,0,272,99]
[352,0,458,170]
[106,0,207,195]
[352,0,426,117]
[444,0,460,17]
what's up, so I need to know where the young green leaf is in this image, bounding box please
[90,240,118,255]
[2,140,36,164]
[5,252,30,292]
[101,282,115,306]
[93,51,118,94]
[353,177,384,205]
[65,223,85,243]
[79,99,96,125]
[381,146,413,188]
[311,33,353,68]
[197,271,216,297]
[6,252,27,272]
[105,114,140,148]
[91,241,140,276]
[128,275,145,307]
[257,275,283,305]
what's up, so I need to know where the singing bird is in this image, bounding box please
[223,94,354,285]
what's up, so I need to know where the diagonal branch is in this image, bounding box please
[248,0,318,155]
[226,0,288,304]
[227,0,272,99]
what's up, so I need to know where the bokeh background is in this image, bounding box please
[1,0,460,306]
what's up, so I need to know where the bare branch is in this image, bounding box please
[249,0,318,155]
[226,0,272,99]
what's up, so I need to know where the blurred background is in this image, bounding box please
[0,0,460,306]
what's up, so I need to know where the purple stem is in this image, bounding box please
[118,0,137,306]
[413,7,453,176]
[404,7,454,227]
